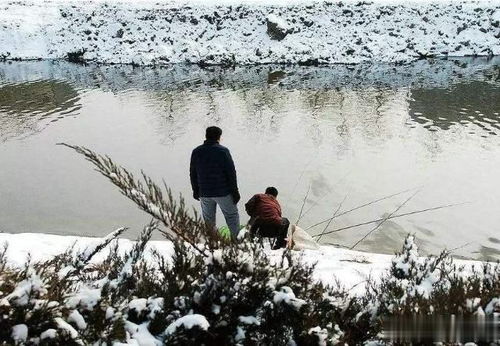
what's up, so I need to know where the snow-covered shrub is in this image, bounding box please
[0,222,374,345]
[369,234,500,320]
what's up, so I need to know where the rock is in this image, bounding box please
[298,58,320,66]
[66,50,86,64]
[266,14,292,41]
[267,70,286,84]
[115,28,124,38]
[457,24,468,35]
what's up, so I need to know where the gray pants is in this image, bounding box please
[200,195,240,238]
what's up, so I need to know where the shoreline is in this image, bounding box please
[1,0,498,65]
[0,231,481,295]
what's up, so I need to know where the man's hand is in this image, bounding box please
[231,189,241,204]
[193,191,200,201]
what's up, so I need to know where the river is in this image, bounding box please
[0,58,499,260]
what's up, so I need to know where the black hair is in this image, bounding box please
[206,126,222,141]
[265,186,278,197]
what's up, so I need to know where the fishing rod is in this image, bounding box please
[313,202,466,239]
[350,190,419,250]
[295,183,311,224]
[305,187,419,231]
[316,194,348,243]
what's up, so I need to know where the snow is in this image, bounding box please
[485,297,500,314]
[147,297,164,319]
[273,286,307,310]
[0,232,175,268]
[128,298,148,315]
[2,270,46,306]
[212,304,221,314]
[78,227,126,264]
[68,310,88,330]
[66,286,102,311]
[0,232,483,295]
[55,317,81,342]
[11,324,28,343]
[125,321,162,346]
[238,315,260,325]
[235,326,246,342]
[165,314,210,335]
[0,0,498,65]
[40,329,58,339]
[106,307,115,319]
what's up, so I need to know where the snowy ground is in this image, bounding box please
[0,0,498,65]
[0,232,481,295]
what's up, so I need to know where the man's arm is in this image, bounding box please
[189,150,200,200]
[245,195,258,217]
[224,149,240,203]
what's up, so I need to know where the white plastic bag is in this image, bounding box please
[287,224,320,251]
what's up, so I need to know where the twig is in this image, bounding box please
[316,194,348,243]
[313,202,465,238]
[350,190,419,250]
[295,183,311,225]
[347,279,368,292]
[58,143,209,257]
[305,187,418,231]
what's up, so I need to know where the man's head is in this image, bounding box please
[206,126,222,142]
[265,186,278,197]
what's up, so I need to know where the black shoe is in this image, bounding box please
[272,238,287,250]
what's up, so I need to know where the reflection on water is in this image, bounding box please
[0,79,81,141]
[0,59,499,260]
[410,81,500,134]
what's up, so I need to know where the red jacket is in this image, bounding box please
[245,193,282,225]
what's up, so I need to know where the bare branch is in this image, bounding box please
[58,143,211,257]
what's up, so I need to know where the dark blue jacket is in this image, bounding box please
[190,140,238,197]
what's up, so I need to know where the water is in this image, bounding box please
[0,59,499,260]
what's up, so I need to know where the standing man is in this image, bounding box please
[190,126,241,239]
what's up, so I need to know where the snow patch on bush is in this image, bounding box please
[165,314,210,335]
[68,310,87,330]
[11,324,28,343]
[273,286,306,310]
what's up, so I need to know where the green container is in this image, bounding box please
[218,225,232,240]
[218,225,246,240]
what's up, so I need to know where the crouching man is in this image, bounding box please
[245,187,289,249]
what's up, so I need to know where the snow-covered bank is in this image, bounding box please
[0,232,479,294]
[0,0,499,65]
[1,231,498,345]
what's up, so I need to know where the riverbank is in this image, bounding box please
[0,231,480,294]
[2,230,498,344]
[1,0,499,65]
